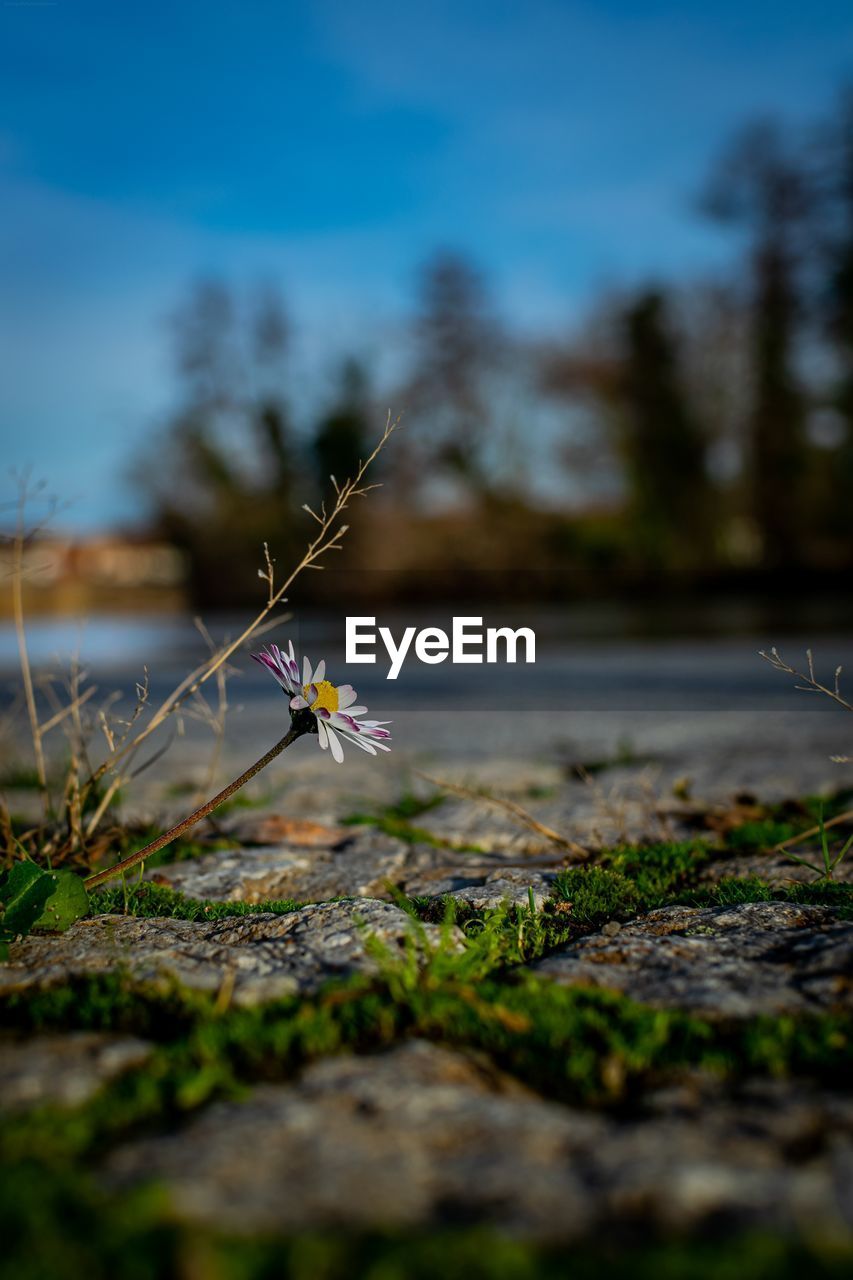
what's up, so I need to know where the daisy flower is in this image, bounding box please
[252,640,392,764]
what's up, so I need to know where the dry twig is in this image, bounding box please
[416,769,589,859]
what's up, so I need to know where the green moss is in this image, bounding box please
[784,880,853,914]
[602,840,711,907]
[682,876,775,907]
[89,882,301,922]
[726,819,799,852]
[676,877,853,918]
[551,866,640,925]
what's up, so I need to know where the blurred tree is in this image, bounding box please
[619,290,714,567]
[814,86,853,551]
[142,279,303,606]
[402,251,503,495]
[702,121,812,568]
[541,287,714,572]
[312,359,371,493]
[171,279,236,410]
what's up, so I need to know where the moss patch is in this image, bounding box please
[599,840,712,907]
[88,881,302,922]
[551,866,641,925]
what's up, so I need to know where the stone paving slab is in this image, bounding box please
[104,1039,853,1242]
[0,901,457,1006]
[0,1032,153,1110]
[445,868,558,911]
[701,849,853,886]
[531,902,853,1017]
[147,830,410,904]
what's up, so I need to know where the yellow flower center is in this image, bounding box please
[306,679,339,714]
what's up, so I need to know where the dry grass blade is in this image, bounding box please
[759,646,853,714]
[773,807,853,852]
[10,477,48,807]
[416,769,590,859]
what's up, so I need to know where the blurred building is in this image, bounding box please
[0,534,188,616]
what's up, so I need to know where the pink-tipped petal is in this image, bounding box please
[335,726,377,755]
[331,712,360,732]
[290,695,308,710]
[252,651,289,691]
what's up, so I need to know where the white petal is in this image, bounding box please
[343,705,368,717]
[313,659,326,683]
[290,695,308,710]
[316,718,329,750]
[337,729,377,755]
[337,685,357,708]
[303,655,312,686]
[325,724,345,763]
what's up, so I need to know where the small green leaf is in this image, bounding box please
[32,870,90,933]
[0,861,54,937]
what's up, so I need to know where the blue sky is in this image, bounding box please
[2,0,853,527]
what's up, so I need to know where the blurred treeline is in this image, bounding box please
[143,89,853,607]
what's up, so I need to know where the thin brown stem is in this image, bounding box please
[774,807,853,852]
[416,770,590,860]
[11,502,47,804]
[83,725,304,890]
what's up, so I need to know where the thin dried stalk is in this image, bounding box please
[417,770,590,859]
[10,489,47,807]
[774,808,853,852]
[760,646,853,851]
[759,647,853,714]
